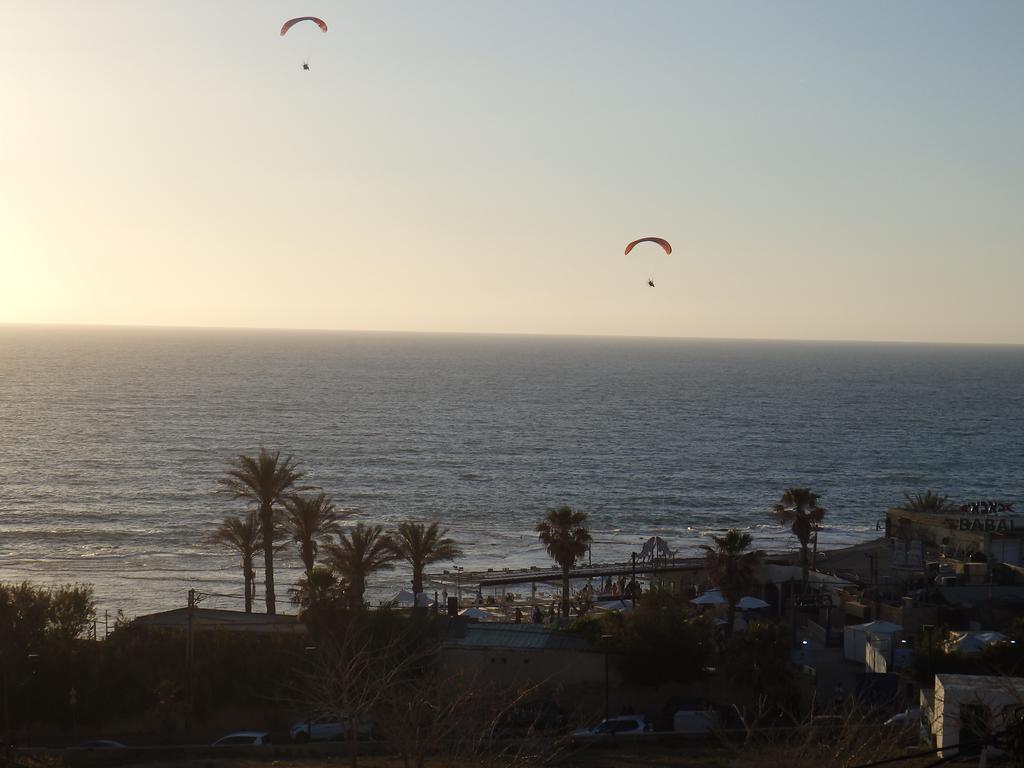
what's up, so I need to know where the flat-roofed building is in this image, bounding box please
[887,500,1023,567]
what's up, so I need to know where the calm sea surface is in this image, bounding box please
[1,326,1022,618]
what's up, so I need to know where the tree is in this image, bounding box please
[208,515,263,613]
[391,522,463,602]
[701,529,765,637]
[219,448,306,615]
[772,488,827,590]
[289,565,347,635]
[285,492,343,578]
[535,506,591,617]
[595,592,713,687]
[898,490,957,515]
[326,524,398,611]
[48,584,97,642]
[722,621,800,719]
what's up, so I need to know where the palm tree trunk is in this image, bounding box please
[799,542,809,592]
[261,503,277,615]
[243,557,253,614]
[811,529,819,574]
[350,576,365,611]
[561,564,571,617]
[726,601,736,639]
[302,542,315,579]
[412,564,423,602]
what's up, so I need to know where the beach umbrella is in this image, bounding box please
[737,595,770,610]
[690,589,726,606]
[388,589,432,608]
[592,599,634,613]
[459,606,498,621]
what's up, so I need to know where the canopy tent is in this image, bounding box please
[737,596,770,610]
[690,589,726,606]
[844,620,903,663]
[945,631,1009,654]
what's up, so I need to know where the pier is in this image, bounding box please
[428,556,708,590]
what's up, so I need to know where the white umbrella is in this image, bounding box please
[592,599,634,613]
[388,589,432,608]
[690,589,726,606]
[459,606,498,621]
[737,596,770,610]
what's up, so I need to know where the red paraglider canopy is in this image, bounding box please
[624,237,672,256]
[280,17,329,36]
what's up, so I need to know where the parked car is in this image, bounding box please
[290,713,374,742]
[883,707,921,727]
[572,715,653,739]
[212,731,271,746]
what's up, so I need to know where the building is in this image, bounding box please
[887,500,1023,568]
[133,607,307,635]
[929,674,1024,758]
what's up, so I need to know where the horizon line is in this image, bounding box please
[1,320,1022,349]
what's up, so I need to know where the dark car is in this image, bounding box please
[72,740,127,750]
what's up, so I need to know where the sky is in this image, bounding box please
[2,2,1022,344]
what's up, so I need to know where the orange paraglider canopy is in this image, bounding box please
[624,237,672,256]
[280,17,328,36]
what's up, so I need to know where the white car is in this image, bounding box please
[290,713,374,742]
[212,731,271,746]
[573,715,653,739]
[884,708,921,727]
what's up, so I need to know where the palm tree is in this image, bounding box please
[208,514,262,613]
[772,487,827,590]
[535,505,592,617]
[289,565,347,613]
[219,448,306,615]
[325,523,398,611]
[897,490,957,515]
[285,492,343,579]
[391,521,463,603]
[701,529,765,637]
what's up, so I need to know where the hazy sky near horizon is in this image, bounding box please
[2,2,1022,343]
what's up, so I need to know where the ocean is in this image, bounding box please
[1,325,1022,619]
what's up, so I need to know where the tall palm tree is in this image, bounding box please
[898,490,957,515]
[391,521,463,602]
[219,448,306,615]
[208,514,262,613]
[325,523,398,611]
[285,492,343,579]
[701,528,765,637]
[535,505,592,617]
[772,487,827,590]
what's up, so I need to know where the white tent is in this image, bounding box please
[387,589,432,608]
[844,620,903,663]
[945,631,1009,654]
[690,589,726,606]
